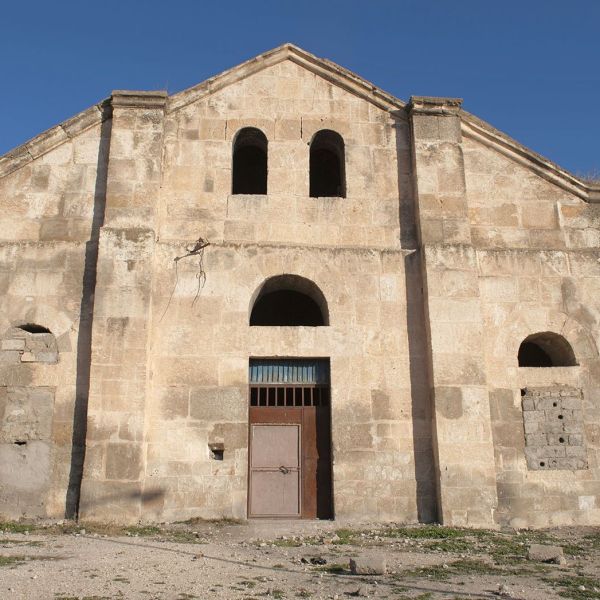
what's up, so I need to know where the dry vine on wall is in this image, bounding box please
[159,237,211,322]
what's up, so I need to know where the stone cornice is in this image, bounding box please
[0,99,112,179]
[111,90,168,109]
[408,96,463,116]
[461,113,600,203]
[168,43,408,118]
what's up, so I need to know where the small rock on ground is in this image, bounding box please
[527,543,564,563]
[349,555,386,575]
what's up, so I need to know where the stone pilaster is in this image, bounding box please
[409,97,498,527]
[79,91,167,521]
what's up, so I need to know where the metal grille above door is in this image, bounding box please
[249,359,330,408]
[250,359,330,385]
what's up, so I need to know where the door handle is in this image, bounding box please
[279,466,290,474]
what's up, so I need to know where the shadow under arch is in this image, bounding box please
[249,274,329,326]
[13,323,53,334]
[518,331,579,367]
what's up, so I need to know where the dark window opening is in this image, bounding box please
[518,332,578,367]
[18,323,51,334]
[232,127,267,194]
[518,342,553,367]
[250,275,329,327]
[209,443,224,461]
[310,130,345,198]
[249,385,330,407]
[251,290,324,326]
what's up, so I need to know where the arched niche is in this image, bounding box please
[518,332,578,367]
[309,129,346,198]
[232,127,268,195]
[250,275,329,326]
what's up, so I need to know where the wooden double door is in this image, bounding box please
[248,386,332,519]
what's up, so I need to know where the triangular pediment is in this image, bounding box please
[167,43,406,115]
[1,43,599,202]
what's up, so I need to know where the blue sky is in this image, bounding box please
[1,0,599,176]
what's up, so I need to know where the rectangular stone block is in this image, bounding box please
[189,386,246,421]
[105,443,143,481]
[1,339,25,351]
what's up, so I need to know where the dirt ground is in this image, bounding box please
[0,519,599,600]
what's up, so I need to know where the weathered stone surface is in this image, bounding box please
[349,555,387,575]
[0,44,599,528]
[527,544,564,563]
[521,387,587,471]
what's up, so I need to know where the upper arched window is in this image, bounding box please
[518,332,578,367]
[310,130,346,198]
[232,127,268,195]
[250,275,329,326]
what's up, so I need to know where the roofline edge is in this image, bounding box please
[0,99,112,179]
[167,43,407,117]
[461,113,600,204]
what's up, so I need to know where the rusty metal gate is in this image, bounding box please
[248,359,332,519]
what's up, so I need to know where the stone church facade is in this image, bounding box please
[1,44,599,528]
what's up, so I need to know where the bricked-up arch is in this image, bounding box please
[310,130,346,198]
[0,324,58,364]
[232,127,268,194]
[518,332,578,367]
[250,275,329,326]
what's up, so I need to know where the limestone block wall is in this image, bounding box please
[97,58,431,523]
[462,135,600,252]
[0,113,107,518]
[79,92,166,523]
[409,97,499,528]
[463,137,600,527]
[144,243,434,522]
[160,60,414,249]
[1,327,59,364]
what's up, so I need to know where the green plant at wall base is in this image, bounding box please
[543,576,600,600]
[0,555,26,567]
[0,522,32,534]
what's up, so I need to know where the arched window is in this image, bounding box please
[310,130,346,198]
[250,275,329,326]
[232,127,268,194]
[518,332,578,367]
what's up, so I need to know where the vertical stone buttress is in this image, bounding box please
[79,91,167,521]
[408,97,498,527]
